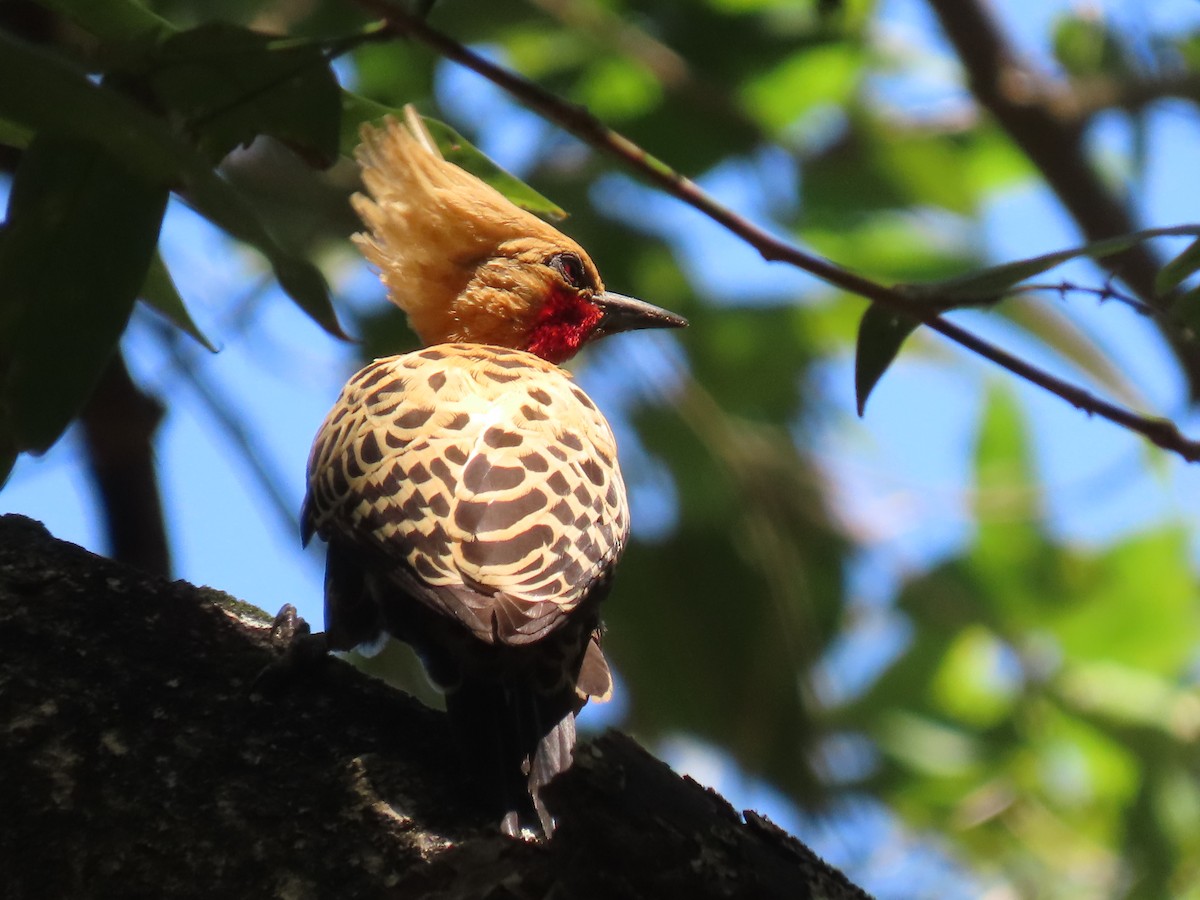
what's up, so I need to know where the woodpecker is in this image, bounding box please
[300,110,686,837]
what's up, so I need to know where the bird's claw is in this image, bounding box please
[253,604,329,697]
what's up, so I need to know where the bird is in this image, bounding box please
[299,108,687,837]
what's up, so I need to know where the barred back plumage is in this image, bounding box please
[303,344,628,648]
[301,109,684,837]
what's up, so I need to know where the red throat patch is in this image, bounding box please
[526,289,603,364]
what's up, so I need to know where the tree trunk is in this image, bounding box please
[0,514,871,899]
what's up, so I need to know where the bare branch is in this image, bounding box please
[349,1,1200,462]
[1060,72,1200,120]
[1014,279,1158,317]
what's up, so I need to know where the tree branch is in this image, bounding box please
[921,0,1200,398]
[349,2,1200,462]
[79,351,171,577]
[0,513,872,900]
[1061,72,1200,121]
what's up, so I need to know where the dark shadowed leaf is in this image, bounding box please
[140,253,217,352]
[32,0,172,42]
[0,31,344,338]
[1158,236,1200,295]
[854,304,918,415]
[0,135,167,456]
[129,24,342,167]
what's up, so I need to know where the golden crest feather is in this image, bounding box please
[350,107,598,349]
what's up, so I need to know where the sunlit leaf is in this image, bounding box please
[1053,14,1132,79]
[741,42,861,133]
[877,711,983,779]
[1057,660,1194,734]
[1049,529,1198,673]
[575,56,662,121]
[931,626,1018,728]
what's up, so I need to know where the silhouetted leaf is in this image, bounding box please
[0,31,344,338]
[1158,236,1200,295]
[34,0,172,42]
[129,24,342,166]
[0,135,166,455]
[854,304,918,415]
[140,252,217,352]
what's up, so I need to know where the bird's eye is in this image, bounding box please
[548,252,591,290]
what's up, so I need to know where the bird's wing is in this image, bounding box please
[303,345,629,646]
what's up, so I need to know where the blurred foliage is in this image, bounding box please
[2,0,1200,895]
[852,387,1200,897]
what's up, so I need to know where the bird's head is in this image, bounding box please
[351,112,687,364]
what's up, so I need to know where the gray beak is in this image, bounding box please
[593,291,688,338]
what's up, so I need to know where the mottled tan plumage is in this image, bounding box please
[301,109,683,837]
[303,343,627,650]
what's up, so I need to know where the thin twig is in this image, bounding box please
[150,319,303,539]
[1013,279,1158,317]
[349,1,1200,463]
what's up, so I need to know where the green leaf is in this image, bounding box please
[575,56,662,122]
[0,30,344,339]
[1053,14,1132,79]
[930,625,1017,728]
[854,303,918,415]
[1158,236,1200,295]
[1050,529,1198,673]
[33,0,174,43]
[803,119,984,225]
[424,117,567,222]
[909,224,1200,303]
[973,382,1039,520]
[139,253,218,352]
[340,95,567,221]
[741,42,861,133]
[969,384,1049,614]
[1057,660,1193,733]
[130,24,342,167]
[0,115,33,149]
[0,135,167,457]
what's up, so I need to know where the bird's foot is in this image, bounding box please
[253,604,330,696]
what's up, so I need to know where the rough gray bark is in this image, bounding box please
[0,514,872,900]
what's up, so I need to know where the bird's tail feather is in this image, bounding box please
[445,677,580,837]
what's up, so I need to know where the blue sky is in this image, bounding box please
[5,0,1200,895]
